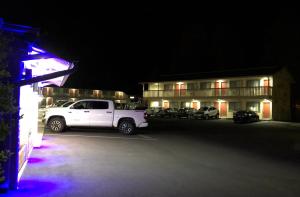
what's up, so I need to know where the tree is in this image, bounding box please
[0,31,17,185]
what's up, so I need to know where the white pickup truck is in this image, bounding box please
[44,99,148,135]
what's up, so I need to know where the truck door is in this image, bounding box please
[89,101,114,127]
[67,101,91,126]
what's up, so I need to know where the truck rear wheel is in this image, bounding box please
[48,117,66,133]
[118,120,135,135]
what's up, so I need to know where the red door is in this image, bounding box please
[163,101,169,109]
[264,80,269,95]
[175,84,180,96]
[263,102,270,119]
[220,102,227,117]
[180,84,186,96]
[214,102,219,110]
[215,82,220,96]
[221,82,227,96]
[192,102,198,109]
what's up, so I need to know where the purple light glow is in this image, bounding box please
[6,180,58,196]
[31,47,46,54]
[27,157,46,164]
[11,45,75,191]
[34,145,50,149]
[27,51,39,55]
[27,46,46,55]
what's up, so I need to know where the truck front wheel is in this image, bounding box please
[48,117,66,133]
[118,120,135,135]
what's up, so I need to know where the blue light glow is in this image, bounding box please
[13,46,74,190]
[22,54,74,87]
[27,157,46,164]
[1,20,75,190]
[27,46,46,55]
[7,180,58,196]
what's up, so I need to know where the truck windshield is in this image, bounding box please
[61,101,74,107]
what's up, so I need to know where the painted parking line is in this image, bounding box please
[45,133,157,141]
[137,134,155,140]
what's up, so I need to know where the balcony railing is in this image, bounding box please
[143,87,272,98]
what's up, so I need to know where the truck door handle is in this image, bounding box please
[106,111,112,113]
[84,111,90,113]
[68,112,72,113]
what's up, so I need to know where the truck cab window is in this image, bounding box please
[72,101,87,109]
[91,101,109,109]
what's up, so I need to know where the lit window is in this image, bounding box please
[246,102,260,112]
[164,84,173,90]
[200,82,212,89]
[150,101,159,107]
[246,80,260,87]
[229,102,241,112]
[229,80,242,88]
[187,82,199,90]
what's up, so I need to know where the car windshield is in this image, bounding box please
[247,111,256,115]
[200,107,208,111]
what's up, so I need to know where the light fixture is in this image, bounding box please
[263,99,271,103]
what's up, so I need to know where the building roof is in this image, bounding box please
[141,66,282,83]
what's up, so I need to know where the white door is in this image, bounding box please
[89,101,114,127]
[67,101,91,126]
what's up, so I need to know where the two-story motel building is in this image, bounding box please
[141,66,295,121]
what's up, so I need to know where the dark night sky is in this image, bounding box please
[1,5,300,95]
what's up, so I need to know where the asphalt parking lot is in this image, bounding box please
[8,119,300,197]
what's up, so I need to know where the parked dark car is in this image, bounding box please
[156,108,178,118]
[146,107,162,117]
[233,110,259,123]
[177,108,197,119]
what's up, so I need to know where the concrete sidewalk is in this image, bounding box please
[5,132,160,197]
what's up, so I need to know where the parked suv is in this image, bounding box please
[193,106,219,120]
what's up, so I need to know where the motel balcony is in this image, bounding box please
[143,87,272,98]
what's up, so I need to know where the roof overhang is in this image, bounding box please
[19,46,75,87]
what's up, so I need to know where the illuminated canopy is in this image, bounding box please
[1,18,74,87]
[1,17,77,190]
[21,46,75,87]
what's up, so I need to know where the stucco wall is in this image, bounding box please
[272,67,294,121]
